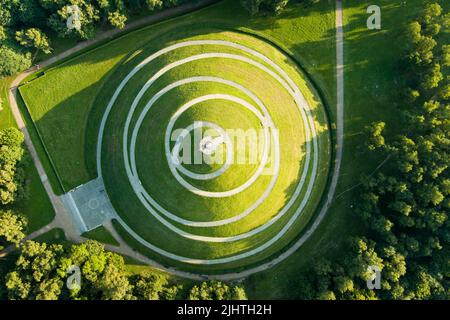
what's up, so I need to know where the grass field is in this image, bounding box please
[82,226,119,246]
[0,79,16,129]
[13,0,425,297]
[34,228,66,244]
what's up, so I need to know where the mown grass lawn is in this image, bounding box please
[103,38,329,273]
[82,226,119,246]
[34,228,66,244]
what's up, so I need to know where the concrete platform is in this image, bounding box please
[61,177,116,233]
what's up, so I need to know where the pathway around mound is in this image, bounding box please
[100,40,318,261]
[3,0,345,280]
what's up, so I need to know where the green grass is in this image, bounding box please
[0,252,18,299]
[34,228,66,244]
[82,226,119,246]
[99,29,330,270]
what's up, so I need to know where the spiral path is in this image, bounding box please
[97,36,327,267]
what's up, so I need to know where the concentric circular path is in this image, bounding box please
[96,33,330,271]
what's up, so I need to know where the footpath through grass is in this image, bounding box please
[0,78,55,233]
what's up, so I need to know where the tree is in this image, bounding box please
[188,281,247,300]
[3,239,203,300]
[424,22,441,37]
[421,63,443,90]
[48,2,100,40]
[0,45,32,77]
[406,21,422,44]
[264,0,289,15]
[0,26,6,42]
[405,88,421,102]
[60,240,138,300]
[35,277,63,300]
[5,271,31,299]
[229,286,248,300]
[132,271,181,300]
[97,0,128,29]
[108,11,127,29]
[0,210,27,245]
[409,36,436,65]
[240,0,263,15]
[420,3,442,26]
[146,0,163,11]
[163,0,184,8]
[442,44,450,67]
[15,28,52,59]
[5,241,65,300]
[5,240,137,300]
[0,127,25,147]
[318,290,336,300]
[0,0,13,26]
[350,2,450,301]
[0,127,26,205]
[365,122,386,151]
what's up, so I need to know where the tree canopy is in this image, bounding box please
[0,128,26,206]
[188,281,247,300]
[2,239,248,300]
[0,0,198,78]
